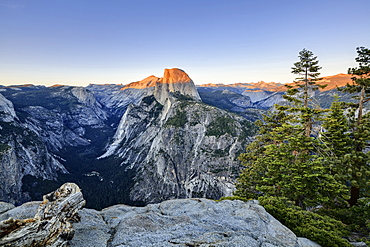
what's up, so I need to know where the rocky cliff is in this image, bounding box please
[0,92,68,205]
[99,68,255,204]
[0,183,321,247]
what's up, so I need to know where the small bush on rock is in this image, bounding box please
[216,196,250,202]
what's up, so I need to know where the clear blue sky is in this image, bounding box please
[1,0,369,86]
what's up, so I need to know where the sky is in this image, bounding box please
[0,0,369,86]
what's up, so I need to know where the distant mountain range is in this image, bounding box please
[198,73,352,93]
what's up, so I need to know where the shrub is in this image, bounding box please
[216,196,250,202]
[258,196,352,247]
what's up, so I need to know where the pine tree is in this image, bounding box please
[339,46,370,206]
[321,96,352,205]
[235,49,348,208]
[235,106,291,199]
[288,48,326,136]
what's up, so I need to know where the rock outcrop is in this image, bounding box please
[0,184,321,247]
[94,199,302,247]
[0,183,85,246]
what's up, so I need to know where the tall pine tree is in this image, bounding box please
[287,48,326,136]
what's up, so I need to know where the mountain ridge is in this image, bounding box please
[1,73,351,92]
[197,73,352,92]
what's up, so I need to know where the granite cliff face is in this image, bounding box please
[100,97,253,204]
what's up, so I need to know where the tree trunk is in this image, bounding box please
[304,67,311,137]
[304,68,309,108]
[304,122,312,137]
[349,85,365,206]
[349,186,360,207]
[358,86,365,125]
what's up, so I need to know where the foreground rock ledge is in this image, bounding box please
[0,183,321,247]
